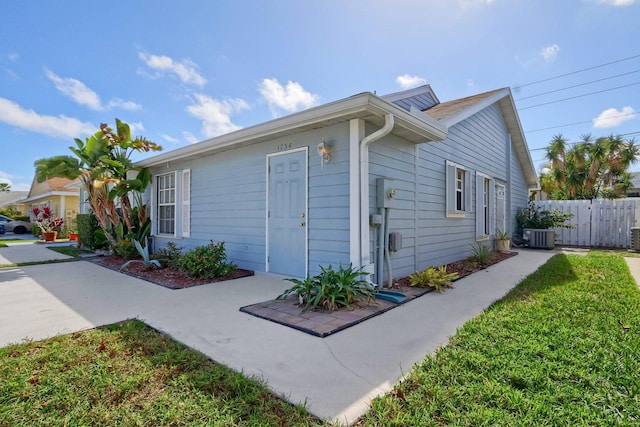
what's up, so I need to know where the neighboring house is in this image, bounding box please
[627,172,640,197]
[21,177,80,229]
[138,85,538,282]
[0,191,28,214]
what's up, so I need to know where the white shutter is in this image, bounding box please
[475,172,483,238]
[181,169,191,237]
[446,161,456,214]
[488,179,495,236]
[464,170,472,213]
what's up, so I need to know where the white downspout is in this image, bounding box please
[359,114,394,278]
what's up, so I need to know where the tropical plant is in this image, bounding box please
[31,206,64,233]
[542,133,639,200]
[496,229,510,240]
[0,182,10,192]
[409,265,459,292]
[470,242,493,267]
[34,119,162,247]
[177,241,236,279]
[516,202,573,232]
[277,264,375,313]
[119,237,161,271]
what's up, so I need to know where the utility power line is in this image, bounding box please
[515,69,640,101]
[529,131,640,152]
[526,111,640,133]
[512,54,640,89]
[519,81,640,110]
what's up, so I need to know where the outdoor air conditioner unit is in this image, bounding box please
[631,228,640,251]
[524,229,556,249]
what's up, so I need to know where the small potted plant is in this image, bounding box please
[495,229,511,252]
[32,206,64,242]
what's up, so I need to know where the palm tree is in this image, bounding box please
[0,183,10,192]
[35,119,161,246]
[543,134,638,200]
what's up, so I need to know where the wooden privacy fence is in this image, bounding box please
[533,199,640,248]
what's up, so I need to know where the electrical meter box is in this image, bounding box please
[377,178,397,208]
[389,231,402,252]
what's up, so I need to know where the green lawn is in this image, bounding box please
[360,252,640,426]
[0,321,324,426]
[1,252,639,426]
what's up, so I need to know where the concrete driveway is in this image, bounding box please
[0,245,560,425]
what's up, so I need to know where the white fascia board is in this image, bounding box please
[137,93,447,168]
[19,191,79,203]
[504,94,539,188]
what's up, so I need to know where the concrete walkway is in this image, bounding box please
[0,246,570,424]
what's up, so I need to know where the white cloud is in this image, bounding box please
[45,68,103,110]
[161,134,180,144]
[259,78,320,117]
[138,52,207,87]
[0,171,30,191]
[540,44,560,63]
[593,106,637,128]
[0,97,95,139]
[186,93,249,138]
[7,53,18,62]
[395,74,427,89]
[594,0,635,6]
[182,131,199,144]
[107,98,142,111]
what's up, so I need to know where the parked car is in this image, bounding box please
[0,214,33,234]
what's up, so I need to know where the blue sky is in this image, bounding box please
[1,0,639,191]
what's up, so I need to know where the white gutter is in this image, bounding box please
[359,114,394,276]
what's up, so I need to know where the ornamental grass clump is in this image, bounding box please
[278,264,376,313]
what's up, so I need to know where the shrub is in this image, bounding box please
[409,266,459,292]
[152,241,183,269]
[178,241,236,279]
[516,202,573,232]
[114,240,139,259]
[470,242,493,267]
[277,264,375,313]
[76,213,107,250]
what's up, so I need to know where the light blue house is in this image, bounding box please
[138,85,538,283]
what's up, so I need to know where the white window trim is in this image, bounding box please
[153,169,191,238]
[446,160,471,218]
[156,171,177,237]
[475,171,495,240]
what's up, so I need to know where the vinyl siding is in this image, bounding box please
[150,122,352,275]
[414,104,511,270]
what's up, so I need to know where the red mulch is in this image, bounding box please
[91,255,254,289]
[92,251,516,291]
[394,251,518,287]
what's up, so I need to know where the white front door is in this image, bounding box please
[267,149,307,277]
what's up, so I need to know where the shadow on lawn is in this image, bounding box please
[500,253,577,303]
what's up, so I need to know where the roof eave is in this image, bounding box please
[137,93,447,168]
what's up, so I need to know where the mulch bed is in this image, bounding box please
[91,255,254,289]
[241,251,518,337]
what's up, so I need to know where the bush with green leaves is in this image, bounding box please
[516,202,573,232]
[114,240,139,259]
[152,241,183,269]
[277,264,376,313]
[470,242,493,267]
[409,265,459,292]
[177,241,236,279]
